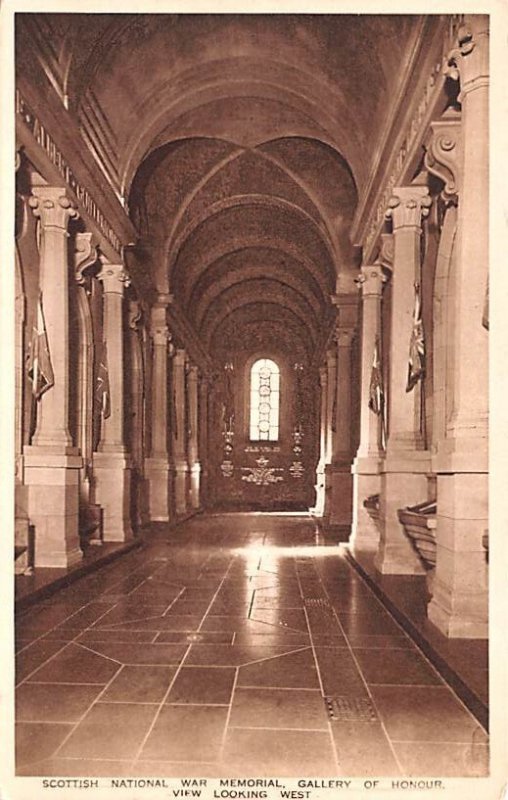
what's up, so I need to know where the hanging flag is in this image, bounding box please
[368,336,386,450]
[222,363,235,433]
[96,341,111,419]
[368,336,384,415]
[406,282,425,392]
[27,294,54,400]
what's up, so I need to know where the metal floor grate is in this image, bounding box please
[324,695,378,723]
[304,598,331,608]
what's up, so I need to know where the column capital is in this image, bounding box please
[334,327,356,348]
[319,365,328,386]
[444,15,489,97]
[326,347,337,367]
[187,364,199,381]
[97,261,131,295]
[424,110,462,204]
[385,185,432,230]
[74,232,98,286]
[356,264,385,296]
[28,187,78,229]
[174,348,186,367]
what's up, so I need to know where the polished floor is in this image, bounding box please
[15,514,488,778]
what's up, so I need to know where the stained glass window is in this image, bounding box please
[250,358,280,441]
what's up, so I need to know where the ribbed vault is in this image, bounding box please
[37,13,421,363]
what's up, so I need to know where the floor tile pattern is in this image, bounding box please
[15,514,488,778]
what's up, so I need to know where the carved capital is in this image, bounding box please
[444,16,489,95]
[74,232,98,286]
[28,187,78,230]
[174,349,187,368]
[97,260,131,295]
[319,365,328,387]
[424,111,462,203]
[187,364,199,382]
[386,186,432,230]
[335,327,355,348]
[357,264,384,297]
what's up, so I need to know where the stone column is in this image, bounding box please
[172,348,189,516]
[23,187,82,567]
[198,374,209,507]
[187,364,201,510]
[351,264,384,548]
[426,17,489,637]
[375,183,432,574]
[323,346,337,517]
[326,326,356,525]
[145,302,173,521]
[313,365,328,515]
[93,261,133,541]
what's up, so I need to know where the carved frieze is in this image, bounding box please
[16,90,121,253]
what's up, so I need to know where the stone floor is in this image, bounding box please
[15,513,489,778]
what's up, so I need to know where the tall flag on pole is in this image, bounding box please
[27,294,54,400]
[96,341,111,419]
[406,282,425,392]
[368,336,386,449]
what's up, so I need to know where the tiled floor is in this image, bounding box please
[15,514,489,778]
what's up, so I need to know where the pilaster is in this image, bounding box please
[187,364,201,510]
[351,264,385,549]
[24,186,82,567]
[172,348,189,516]
[375,183,431,574]
[145,300,173,521]
[93,260,133,542]
[427,16,489,637]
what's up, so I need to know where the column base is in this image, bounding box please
[93,451,133,542]
[427,471,488,639]
[23,446,83,568]
[375,454,430,575]
[428,591,488,639]
[189,462,201,511]
[146,457,172,522]
[324,464,353,525]
[350,465,382,550]
[174,460,189,516]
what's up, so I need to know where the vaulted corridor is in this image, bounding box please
[15,514,488,778]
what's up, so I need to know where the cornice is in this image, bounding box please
[351,15,458,263]
[15,74,137,268]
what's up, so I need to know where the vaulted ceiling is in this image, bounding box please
[18,13,421,362]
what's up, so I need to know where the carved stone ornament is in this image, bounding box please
[385,187,432,230]
[355,264,385,296]
[289,461,305,479]
[424,112,462,204]
[97,262,131,293]
[28,189,79,229]
[74,232,98,286]
[128,300,143,331]
[220,460,234,478]
[241,456,284,486]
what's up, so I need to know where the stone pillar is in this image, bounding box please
[351,264,384,549]
[145,302,173,521]
[313,366,328,515]
[172,348,189,516]
[426,17,489,637]
[375,184,432,574]
[198,374,209,507]
[323,346,337,517]
[23,187,82,567]
[187,364,201,510]
[326,326,356,525]
[93,261,133,541]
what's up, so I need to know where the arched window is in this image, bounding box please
[249,358,280,441]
